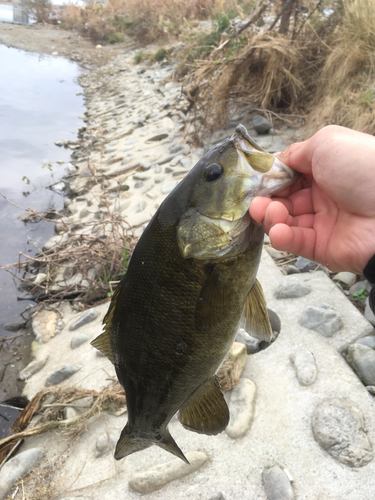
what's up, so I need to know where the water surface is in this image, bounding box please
[0,44,84,337]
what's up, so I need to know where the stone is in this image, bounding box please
[69,308,100,331]
[18,356,49,380]
[71,333,90,349]
[274,282,311,299]
[355,335,375,349]
[3,322,23,332]
[299,304,342,337]
[366,386,375,396]
[79,208,90,219]
[46,365,80,386]
[262,466,294,500]
[252,115,271,134]
[180,157,192,168]
[332,272,357,288]
[364,296,375,326]
[226,378,257,439]
[0,448,44,500]
[312,398,373,467]
[161,180,178,194]
[283,265,300,275]
[128,451,208,494]
[32,309,58,343]
[169,145,182,154]
[295,256,323,273]
[266,247,288,260]
[95,431,119,457]
[346,343,375,386]
[267,308,281,335]
[236,328,261,354]
[290,348,317,386]
[349,280,371,300]
[208,494,225,500]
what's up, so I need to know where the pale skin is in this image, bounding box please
[249,125,375,274]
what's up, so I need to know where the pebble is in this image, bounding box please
[364,296,375,326]
[95,431,120,457]
[332,271,357,288]
[366,386,375,396]
[274,282,311,299]
[0,448,44,500]
[283,264,300,275]
[346,343,375,386]
[32,309,58,343]
[236,328,261,354]
[295,256,322,272]
[128,451,208,494]
[71,333,90,349]
[3,322,23,332]
[252,115,271,134]
[355,335,375,349]
[45,365,80,386]
[299,304,342,337]
[208,494,225,500]
[18,356,49,380]
[226,378,257,439]
[349,279,371,300]
[262,466,294,500]
[290,348,317,386]
[69,308,100,331]
[180,157,192,168]
[312,398,373,467]
[266,247,288,260]
[161,180,178,194]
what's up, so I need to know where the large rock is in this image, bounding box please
[299,304,342,337]
[0,448,44,500]
[128,451,208,494]
[312,398,373,467]
[346,343,375,386]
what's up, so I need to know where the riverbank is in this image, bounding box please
[1,23,375,500]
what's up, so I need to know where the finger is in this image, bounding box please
[249,197,273,223]
[277,141,314,174]
[263,201,294,233]
[269,223,317,260]
[284,188,314,216]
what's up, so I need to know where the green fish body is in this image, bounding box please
[92,124,300,463]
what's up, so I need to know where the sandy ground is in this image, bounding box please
[0,22,137,65]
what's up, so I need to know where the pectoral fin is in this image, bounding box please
[240,279,273,342]
[179,377,229,435]
[90,282,123,364]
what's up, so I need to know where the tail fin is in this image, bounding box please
[114,423,189,464]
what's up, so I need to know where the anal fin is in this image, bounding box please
[179,377,229,436]
[240,279,273,342]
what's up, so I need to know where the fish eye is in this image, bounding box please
[203,163,224,182]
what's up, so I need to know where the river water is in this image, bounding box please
[0,44,85,339]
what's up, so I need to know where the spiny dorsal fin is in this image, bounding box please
[240,279,273,342]
[90,282,123,364]
[179,377,229,436]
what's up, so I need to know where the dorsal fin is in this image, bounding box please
[90,282,123,364]
[240,279,273,342]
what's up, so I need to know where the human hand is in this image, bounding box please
[250,125,375,274]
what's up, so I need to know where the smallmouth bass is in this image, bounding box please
[92,124,300,463]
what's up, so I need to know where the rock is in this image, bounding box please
[69,308,100,331]
[366,386,375,396]
[364,296,375,326]
[161,180,178,194]
[332,272,357,288]
[71,333,90,349]
[349,280,371,300]
[295,256,323,273]
[313,399,374,468]
[267,308,281,335]
[32,309,58,343]
[55,139,64,147]
[95,431,119,457]
[283,265,300,275]
[274,282,311,299]
[252,115,271,134]
[266,247,288,260]
[346,343,375,386]
[299,304,342,337]
[226,378,257,439]
[169,145,182,154]
[180,157,192,169]
[208,494,225,500]
[46,365,80,386]
[128,451,208,494]
[290,348,317,386]
[79,208,90,219]
[3,322,23,332]
[236,328,261,354]
[262,465,294,500]
[0,448,44,500]
[18,356,49,380]
[355,335,375,349]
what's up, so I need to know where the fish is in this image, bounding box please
[91,124,300,464]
